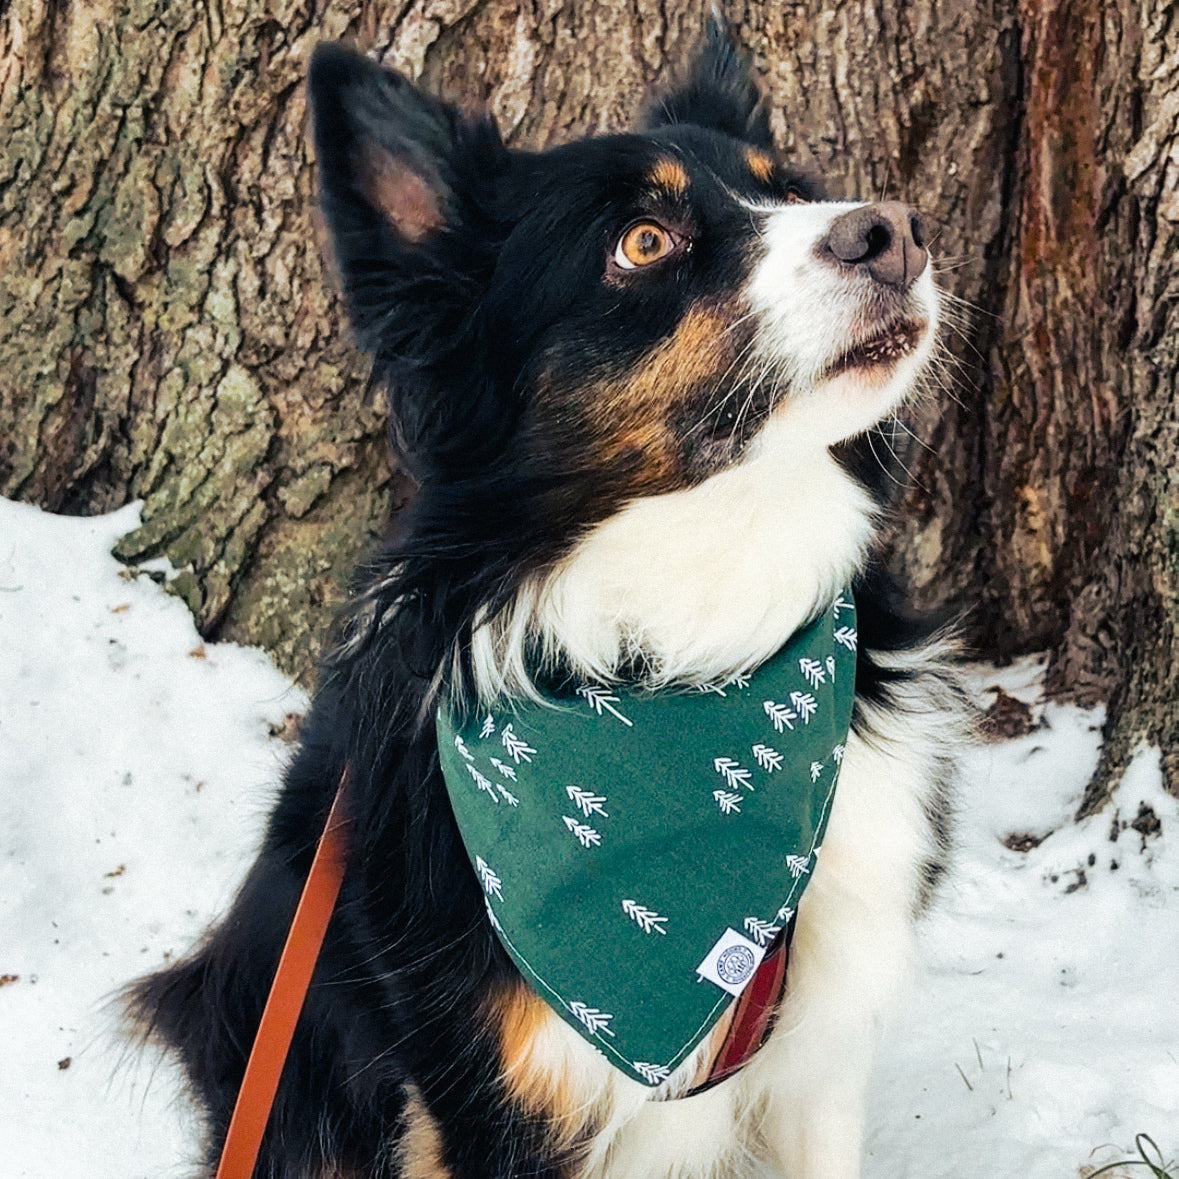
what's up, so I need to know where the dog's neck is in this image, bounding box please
[469,415,878,702]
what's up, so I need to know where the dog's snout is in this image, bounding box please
[819,201,928,288]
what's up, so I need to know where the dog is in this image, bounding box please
[131,20,968,1179]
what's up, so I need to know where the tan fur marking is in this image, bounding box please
[590,305,739,490]
[746,147,776,184]
[622,305,731,400]
[492,980,596,1152]
[396,1087,454,1179]
[648,156,690,194]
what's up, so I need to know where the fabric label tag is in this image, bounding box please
[696,927,767,996]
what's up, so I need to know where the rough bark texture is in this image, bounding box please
[1,0,1174,807]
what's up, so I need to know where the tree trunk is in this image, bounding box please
[1,0,1174,806]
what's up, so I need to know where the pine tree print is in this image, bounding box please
[495,783,519,807]
[763,700,797,732]
[832,743,846,764]
[786,854,812,878]
[696,681,729,696]
[728,673,752,690]
[568,1002,615,1036]
[566,784,609,818]
[490,757,518,781]
[467,763,499,801]
[501,724,536,763]
[576,685,634,727]
[809,761,824,782]
[475,855,504,900]
[775,903,795,924]
[562,816,602,848]
[485,899,504,934]
[454,734,474,761]
[834,626,858,651]
[826,654,836,681]
[713,790,743,814]
[799,658,826,688]
[790,691,818,723]
[832,594,852,617]
[751,743,783,772]
[622,899,668,934]
[632,1061,671,1085]
[480,715,496,739]
[743,916,781,947]
[714,757,753,790]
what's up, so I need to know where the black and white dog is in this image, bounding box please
[132,21,967,1178]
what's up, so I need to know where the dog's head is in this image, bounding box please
[310,23,941,690]
[310,23,936,485]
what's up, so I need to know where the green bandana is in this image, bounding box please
[437,593,857,1088]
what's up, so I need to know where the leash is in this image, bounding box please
[213,762,792,1176]
[214,769,351,1179]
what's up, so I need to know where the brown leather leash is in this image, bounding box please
[214,770,351,1179]
[213,763,791,1175]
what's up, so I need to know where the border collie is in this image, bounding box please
[132,20,967,1179]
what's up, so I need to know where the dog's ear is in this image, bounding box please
[308,43,514,473]
[642,15,773,149]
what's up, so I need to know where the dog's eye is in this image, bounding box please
[614,221,675,269]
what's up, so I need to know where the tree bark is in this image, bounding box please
[1,0,1174,806]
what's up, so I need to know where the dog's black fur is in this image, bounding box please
[131,22,959,1179]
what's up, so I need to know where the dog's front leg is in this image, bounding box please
[749,727,936,1179]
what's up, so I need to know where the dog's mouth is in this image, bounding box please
[825,317,927,378]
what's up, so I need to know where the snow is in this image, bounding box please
[1,499,1175,1178]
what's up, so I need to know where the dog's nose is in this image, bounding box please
[819,201,928,288]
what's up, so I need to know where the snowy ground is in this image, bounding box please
[2,499,1176,1178]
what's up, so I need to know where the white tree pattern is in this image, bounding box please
[751,743,783,772]
[475,855,503,900]
[567,784,609,818]
[563,816,602,848]
[467,763,499,801]
[834,626,858,651]
[790,691,818,723]
[576,685,634,727]
[501,724,536,763]
[622,899,668,934]
[763,699,797,732]
[437,586,857,1066]
[744,916,781,946]
[569,1002,614,1036]
[713,789,743,814]
[799,658,827,688]
[713,757,752,791]
[485,899,504,933]
[786,854,812,878]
